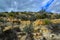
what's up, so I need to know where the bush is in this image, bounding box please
[8,13,15,17]
[44,19,51,25]
[0,13,7,17]
[36,14,41,19]
[23,23,34,33]
[0,18,4,22]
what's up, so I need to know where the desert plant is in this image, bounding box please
[44,19,51,25]
[23,23,33,33]
[23,22,34,40]
[0,13,7,17]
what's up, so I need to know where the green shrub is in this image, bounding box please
[44,19,51,25]
[0,13,7,17]
[8,13,15,17]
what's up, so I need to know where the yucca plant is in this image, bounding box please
[23,22,34,40]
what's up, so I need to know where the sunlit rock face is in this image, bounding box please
[0,0,60,13]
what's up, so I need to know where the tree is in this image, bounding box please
[38,8,46,13]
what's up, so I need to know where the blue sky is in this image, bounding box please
[0,0,60,13]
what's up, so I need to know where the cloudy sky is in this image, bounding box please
[0,0,60,13]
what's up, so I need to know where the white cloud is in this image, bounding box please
[42,0,49,6]
[55,2,60,5]
[51,10,55,13]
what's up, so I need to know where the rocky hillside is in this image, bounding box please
[0,12,60,40]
